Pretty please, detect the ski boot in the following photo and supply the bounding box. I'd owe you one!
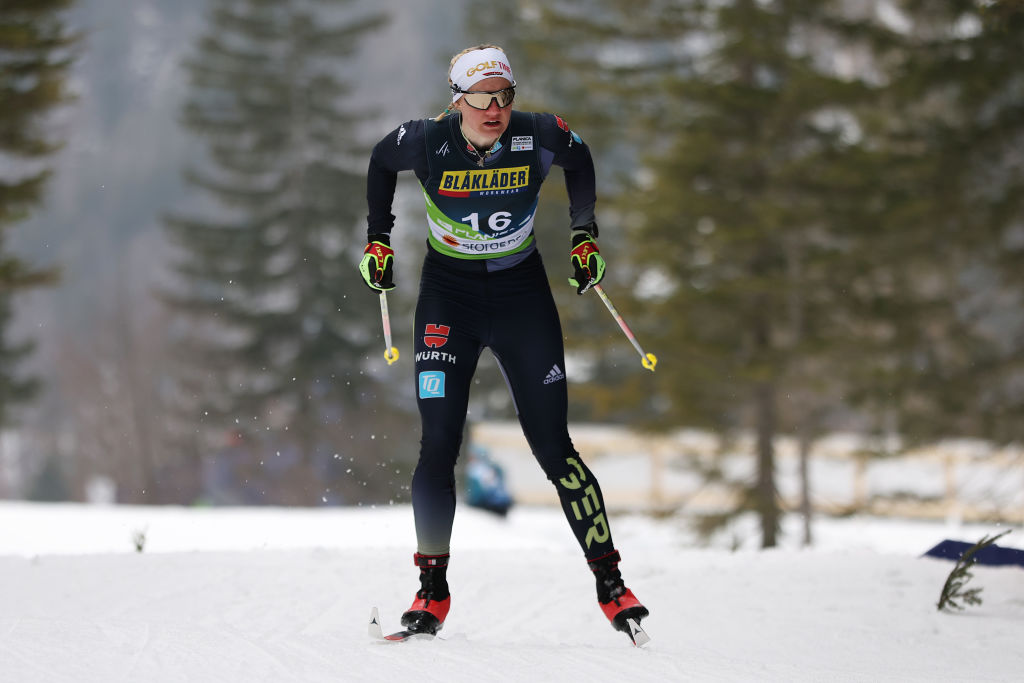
[588,550,649,634]
[400,552,451,636]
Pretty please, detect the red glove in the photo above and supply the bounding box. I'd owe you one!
[568,230,606,295]
[359,234,395,292]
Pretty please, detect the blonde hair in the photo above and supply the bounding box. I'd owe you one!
[434,44,507,122]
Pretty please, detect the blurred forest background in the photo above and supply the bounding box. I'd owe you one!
[2,0,1022,546]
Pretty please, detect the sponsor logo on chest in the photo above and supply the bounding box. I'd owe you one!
[510,135,533,151]
[439,165,530,198]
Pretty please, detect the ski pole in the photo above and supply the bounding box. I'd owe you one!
[593,284,657,372]
[379,291,399,365]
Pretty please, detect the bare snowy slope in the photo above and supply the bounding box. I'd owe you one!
[1,503,1022,682]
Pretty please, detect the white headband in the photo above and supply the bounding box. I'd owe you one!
[450,48,515,102]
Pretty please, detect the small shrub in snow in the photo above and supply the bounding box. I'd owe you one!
[937,530,1011,612]
[132,528,148,553]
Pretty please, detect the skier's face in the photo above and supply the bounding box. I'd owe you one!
[455,76,513,150]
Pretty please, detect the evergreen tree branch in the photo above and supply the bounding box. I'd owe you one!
[937,529,1012,612]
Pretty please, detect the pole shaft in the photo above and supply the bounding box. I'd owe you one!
[379,291,393,350]
[594,285,647,359]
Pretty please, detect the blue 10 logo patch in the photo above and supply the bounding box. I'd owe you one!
[419,371,446,399]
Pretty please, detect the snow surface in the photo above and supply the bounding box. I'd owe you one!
[2,502,1022,682]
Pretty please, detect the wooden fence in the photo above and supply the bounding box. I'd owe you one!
[469,421,1024,524]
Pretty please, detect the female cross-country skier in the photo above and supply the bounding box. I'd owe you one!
[360,44,648,640]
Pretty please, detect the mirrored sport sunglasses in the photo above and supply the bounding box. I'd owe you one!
[453,82,516,110]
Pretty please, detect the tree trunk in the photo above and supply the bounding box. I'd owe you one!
[755,381,779,547]
[798,429,813,547]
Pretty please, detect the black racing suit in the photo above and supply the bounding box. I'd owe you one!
[366,111,615,560]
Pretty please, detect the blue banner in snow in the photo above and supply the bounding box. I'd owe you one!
[923,539,1024,568]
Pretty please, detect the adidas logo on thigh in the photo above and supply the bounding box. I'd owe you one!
[543,364,565,384]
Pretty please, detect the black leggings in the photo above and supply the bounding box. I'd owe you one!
[411,247,615,561]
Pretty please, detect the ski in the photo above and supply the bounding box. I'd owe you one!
[369,606,646,646]
[624,617,651,647]
[368,607,437,643]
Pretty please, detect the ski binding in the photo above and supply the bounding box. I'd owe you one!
[624,617,650,647]
[368,607,437,642]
